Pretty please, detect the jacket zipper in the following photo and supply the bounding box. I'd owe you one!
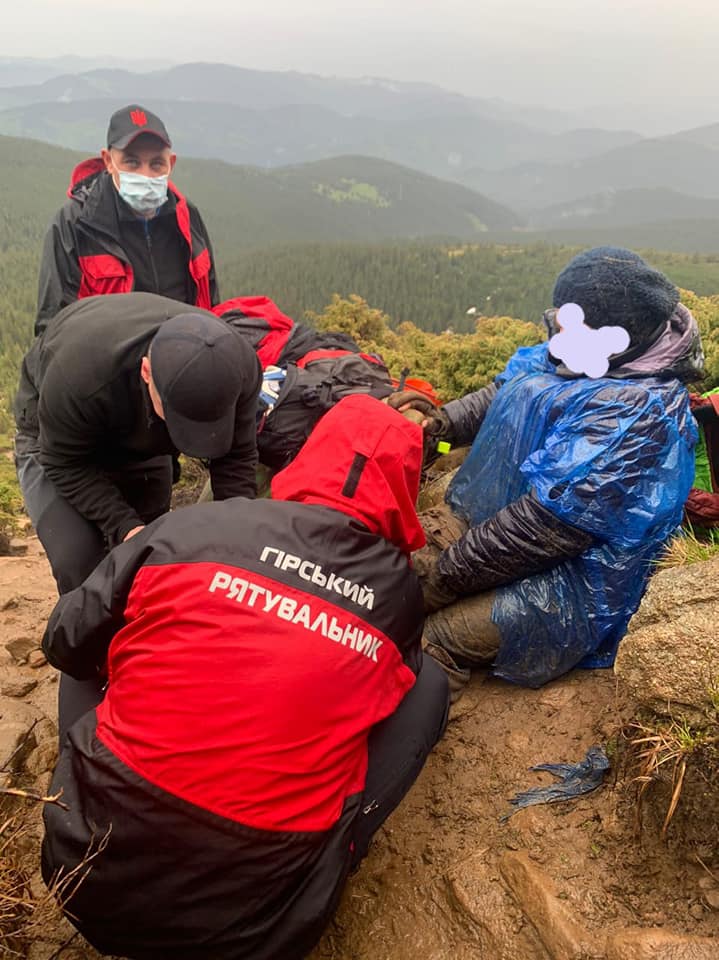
[144,221,161,294]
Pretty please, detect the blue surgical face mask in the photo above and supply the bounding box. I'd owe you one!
[117,171,169,216]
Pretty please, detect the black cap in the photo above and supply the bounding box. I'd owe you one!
[107,104,172,150]
[150,314,252,459]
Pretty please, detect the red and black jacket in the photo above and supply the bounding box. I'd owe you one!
[41,396,426,960]
[36,158,219,334]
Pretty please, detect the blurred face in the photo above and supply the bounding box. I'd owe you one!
[140,356,165,420]
[102,133,176,188]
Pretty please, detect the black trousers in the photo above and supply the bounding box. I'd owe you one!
[15,442,173,594]
[351,653,449,864]
[57,653,449,866]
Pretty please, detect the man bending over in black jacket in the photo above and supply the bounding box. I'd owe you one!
[15,293,262,594]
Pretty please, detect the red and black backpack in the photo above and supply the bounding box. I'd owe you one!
[214,297,395,470]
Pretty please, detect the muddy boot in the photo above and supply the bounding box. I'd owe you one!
[423,640,471,704]
[423,591,501,702]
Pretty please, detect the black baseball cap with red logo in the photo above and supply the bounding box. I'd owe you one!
[107,104,172,150]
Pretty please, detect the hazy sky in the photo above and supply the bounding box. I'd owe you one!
[5,0,719,129]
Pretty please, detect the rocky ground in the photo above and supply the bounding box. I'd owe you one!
[2,538,718,959]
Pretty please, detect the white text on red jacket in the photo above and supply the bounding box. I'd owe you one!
[208,571,383,662]
[258,547,375,611]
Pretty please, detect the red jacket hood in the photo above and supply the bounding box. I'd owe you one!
[68,156,105,197]
[271,395,426,555]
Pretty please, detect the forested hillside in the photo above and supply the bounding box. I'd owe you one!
[3,132,719,436]
[223,243,719,333]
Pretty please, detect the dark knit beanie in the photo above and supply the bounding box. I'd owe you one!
[552,247,679,356]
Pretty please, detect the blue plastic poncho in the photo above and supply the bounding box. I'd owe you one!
[446,343,697,687]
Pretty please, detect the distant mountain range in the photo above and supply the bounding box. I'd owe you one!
[462,134,719,212]
[529,188,719,230]
[0,62,642,179]
[0,135,519,256]
[0,59,717,247]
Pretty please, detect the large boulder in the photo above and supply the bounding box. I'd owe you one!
[614,556,719,723]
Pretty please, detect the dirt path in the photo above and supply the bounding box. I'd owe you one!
[2,541,718,959]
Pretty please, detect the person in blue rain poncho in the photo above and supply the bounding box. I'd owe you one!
[390,247,703,696]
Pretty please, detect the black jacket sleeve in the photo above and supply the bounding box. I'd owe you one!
[209,351,262,501]
[438,490,594,595]
[38,368,144,546]
[36,210,82,336]
[42,525,156,679]
[442,382,500,446]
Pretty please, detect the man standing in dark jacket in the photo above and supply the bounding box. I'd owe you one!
[40,395,449,960]
[36,103,219,334]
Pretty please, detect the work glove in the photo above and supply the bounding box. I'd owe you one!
[385,391,453,463]
[413,543,458,614]
[385,389,437,419]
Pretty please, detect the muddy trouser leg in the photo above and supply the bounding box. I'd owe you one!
[423,591,501,702]
[419,501,469,551]
[351,654,450,867]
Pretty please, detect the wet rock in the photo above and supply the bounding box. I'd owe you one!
[605,927,718,959]
[28,649,48,669]
[0,696,41,770]
[448,851,547,959]
[5,636,38,664]
[616,557,719,722]
[499,850,603,959]
[25,740,58,777]
[33,717,58,747]
[9,537,28,556]
[703,889,719,911]
[1,677,38,698]
[27,944,95,960]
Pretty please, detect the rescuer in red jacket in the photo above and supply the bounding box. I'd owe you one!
[40,394,449,960]
[36,103,219,334]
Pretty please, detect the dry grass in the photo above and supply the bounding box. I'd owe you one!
[0,813,34,957]
[0,794,110,959]
[627,716,719,839]
[657,527,719,569]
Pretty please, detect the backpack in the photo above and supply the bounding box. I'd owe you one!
[257,351,395,470]
[215,295,428,471]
